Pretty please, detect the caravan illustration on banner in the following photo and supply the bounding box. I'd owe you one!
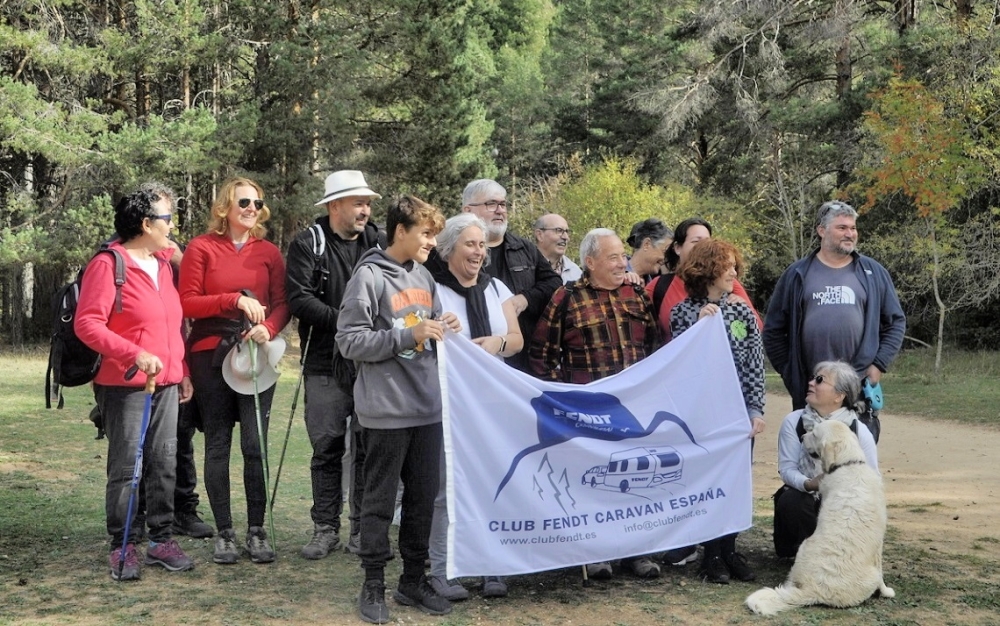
[583,446,684,493]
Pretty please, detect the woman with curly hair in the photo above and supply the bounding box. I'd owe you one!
[670,238,765,584]
[179,177,290,565]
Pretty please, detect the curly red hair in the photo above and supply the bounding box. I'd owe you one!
[676,239,743,300]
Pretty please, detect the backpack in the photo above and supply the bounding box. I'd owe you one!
[306,224,383,394]
[46,245,127,409]
[650,273,675,321]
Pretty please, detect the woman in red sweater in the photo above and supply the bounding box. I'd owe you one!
[646,217,762,342]
[75,188,195,581]
[179,177,290,565]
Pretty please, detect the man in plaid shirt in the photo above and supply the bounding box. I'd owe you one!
[528,228,662,581]
[529,228,660,384]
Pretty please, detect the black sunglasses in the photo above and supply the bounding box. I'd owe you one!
[811,374,826,385]
[238,198,265,210]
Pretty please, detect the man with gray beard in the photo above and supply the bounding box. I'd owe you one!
[461,179,561,374]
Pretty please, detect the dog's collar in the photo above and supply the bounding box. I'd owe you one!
[827,459,866,474]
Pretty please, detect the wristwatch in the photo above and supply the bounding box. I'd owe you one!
[497,336,507,355]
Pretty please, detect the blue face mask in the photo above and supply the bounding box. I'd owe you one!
[863,379,884,410]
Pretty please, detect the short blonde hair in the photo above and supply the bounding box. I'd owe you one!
[207,177,271,238]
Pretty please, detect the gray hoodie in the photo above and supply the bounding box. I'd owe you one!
[336,248,443,429]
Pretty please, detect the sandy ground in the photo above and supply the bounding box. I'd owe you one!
[754,393,1000,558]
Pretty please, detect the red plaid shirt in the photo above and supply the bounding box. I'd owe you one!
[529,276,661,383]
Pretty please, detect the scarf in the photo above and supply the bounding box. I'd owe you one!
[798,405,859,479]
[426,253,492,339]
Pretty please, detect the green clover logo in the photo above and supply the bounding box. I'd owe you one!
[731,320,748,340]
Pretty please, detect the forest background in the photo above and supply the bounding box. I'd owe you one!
[2,0,999,360]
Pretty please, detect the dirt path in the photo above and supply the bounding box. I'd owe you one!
[754,393,1000,559]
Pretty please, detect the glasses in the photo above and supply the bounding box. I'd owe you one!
[811,374,827,385]
[238,198,265,211]
[539,227,571,236]
[154,214,173,224]
[467,200,507,211]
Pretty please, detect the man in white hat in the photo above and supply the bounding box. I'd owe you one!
[285,170,385,560]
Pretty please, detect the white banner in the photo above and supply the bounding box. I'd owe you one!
[440,314,753,578]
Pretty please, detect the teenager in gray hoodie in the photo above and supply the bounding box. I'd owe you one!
[336,196,461,624]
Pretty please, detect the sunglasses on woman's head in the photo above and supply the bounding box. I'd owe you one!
[238,198,265,210]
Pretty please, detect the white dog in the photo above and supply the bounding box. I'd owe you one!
[746,420,895,615]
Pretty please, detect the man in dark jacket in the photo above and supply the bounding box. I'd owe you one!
[461,179,561,373]
[763,201,905,440]
[286,170,384,559]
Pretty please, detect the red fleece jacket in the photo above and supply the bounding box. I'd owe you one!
[74,242,187,387]
[178,232,290,352]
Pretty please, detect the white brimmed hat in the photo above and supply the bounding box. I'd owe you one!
[222,337,286,395]
[315,170,382,206]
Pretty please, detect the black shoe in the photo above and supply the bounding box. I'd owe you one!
[699,555,730,584]
[723,551,756,581]
[393,575,452,615]
[173,511,214,539]
[359,580,390,624]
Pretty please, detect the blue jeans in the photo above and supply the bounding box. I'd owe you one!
[189,350,273,531]
[97,383,178,547]
[304,375,364,531]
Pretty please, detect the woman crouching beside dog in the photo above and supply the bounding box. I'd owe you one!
[773,361,879,558]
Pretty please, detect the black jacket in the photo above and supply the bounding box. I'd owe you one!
[490,232,562,372]
[285,217,384,375]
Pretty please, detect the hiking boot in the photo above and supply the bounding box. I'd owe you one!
[245,526,276,563]
[173,511,214,539]
[664,545,699,566]
[145,539,195,572]
[213,529,239,565]
[722,551,756,582]
[301,523,341,560]
[358,579,390,624]
[481,575,508,598]
[623,556,661,579]
[699,555,730,584]
[109,544,141,581]
[393,575,452,615]
[345,531,361,555]
[585,561,613,580]
[428,574,469,601]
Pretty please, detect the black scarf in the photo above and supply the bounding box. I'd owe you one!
[426,252,492,339]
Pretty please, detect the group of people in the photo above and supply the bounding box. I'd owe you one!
[74,171,905,624]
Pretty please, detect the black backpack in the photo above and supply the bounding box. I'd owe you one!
[46,244,127,409]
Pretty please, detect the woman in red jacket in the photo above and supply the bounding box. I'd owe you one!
[75,188,195,581]
[179,177,290,565]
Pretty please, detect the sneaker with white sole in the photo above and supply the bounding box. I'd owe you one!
[664,545,699,566]
[145,539,194,571]
[428,574,469,601]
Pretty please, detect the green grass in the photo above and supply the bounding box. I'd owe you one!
[2,348,999,624]
[766,346,1000,427]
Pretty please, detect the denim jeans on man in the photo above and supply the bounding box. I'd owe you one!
[188,350,273,531]
[97,383,179,547]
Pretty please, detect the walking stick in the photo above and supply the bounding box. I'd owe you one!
[270,326,312,508]
[248,340,277,545]
[118,368,155,581]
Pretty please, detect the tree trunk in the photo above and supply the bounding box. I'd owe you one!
[834,1,852,189]
[928,217,946,376]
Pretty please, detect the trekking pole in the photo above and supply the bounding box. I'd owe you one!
[270,327,312,508]
[581,565,591,588]
[118,366,155,581]
[248,340,277,545]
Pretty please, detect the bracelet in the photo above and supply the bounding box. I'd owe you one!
[497,336,507,355]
